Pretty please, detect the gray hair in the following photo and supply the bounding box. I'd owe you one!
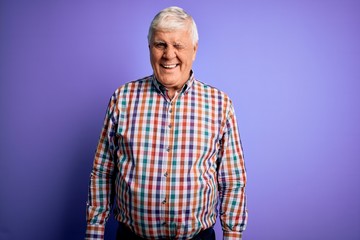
[147,6,199,45]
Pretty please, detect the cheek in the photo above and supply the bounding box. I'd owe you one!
[150,50,161,62]
[184,53,196,65]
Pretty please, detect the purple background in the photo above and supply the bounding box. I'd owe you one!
[1,1,359,239]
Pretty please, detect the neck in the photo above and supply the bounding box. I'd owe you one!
[167,89,178,100]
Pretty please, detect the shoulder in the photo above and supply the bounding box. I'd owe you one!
[112,75,153,98]
[193,79,232,103]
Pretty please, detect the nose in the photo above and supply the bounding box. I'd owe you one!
[162,46,176,59]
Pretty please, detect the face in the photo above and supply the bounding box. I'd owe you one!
[149,28,198,92]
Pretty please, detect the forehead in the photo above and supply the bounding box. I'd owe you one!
[152,29,192,43]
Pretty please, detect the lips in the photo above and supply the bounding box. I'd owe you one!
[161,64,179,69]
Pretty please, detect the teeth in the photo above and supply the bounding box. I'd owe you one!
[162,64,177,69]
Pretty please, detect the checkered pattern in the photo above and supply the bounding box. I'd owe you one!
[86,73,247,239]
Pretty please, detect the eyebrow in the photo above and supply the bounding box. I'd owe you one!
[153,40,166,44]
[153,40,184,45]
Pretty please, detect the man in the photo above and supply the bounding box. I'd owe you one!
[86,6,247,240]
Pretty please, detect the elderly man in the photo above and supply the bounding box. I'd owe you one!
[86,6,247,240]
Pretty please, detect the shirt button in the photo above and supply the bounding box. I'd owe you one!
[166,147,170,152]
[162,199,166,204]
[164,172,168,177]
[168,124,172,128]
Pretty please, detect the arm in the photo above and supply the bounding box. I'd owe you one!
[217,103,248,240]
[85,92,119,240]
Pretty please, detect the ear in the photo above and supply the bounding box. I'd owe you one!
[192,42,198,61]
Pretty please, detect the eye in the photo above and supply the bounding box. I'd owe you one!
[173,44,185,50]
[154,42,167,49]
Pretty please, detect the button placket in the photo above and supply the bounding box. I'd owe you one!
[165,100,174,154]
[161,100,172,225]
[161,95,178,228]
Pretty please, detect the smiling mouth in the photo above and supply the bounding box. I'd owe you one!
[161,64,179,69]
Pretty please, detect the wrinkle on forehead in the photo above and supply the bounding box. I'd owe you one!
[151,29,193,47]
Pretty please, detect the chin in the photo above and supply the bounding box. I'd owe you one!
[158,75,179,84]
[160,79,177,86]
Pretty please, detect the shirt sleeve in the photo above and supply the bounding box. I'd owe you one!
[86,91,119,240]
[217,102,248,240]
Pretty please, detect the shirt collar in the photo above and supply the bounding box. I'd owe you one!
[152,70,195,96]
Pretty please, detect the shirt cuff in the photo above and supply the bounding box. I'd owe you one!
[223,230,243,240]
[85,224,105,240]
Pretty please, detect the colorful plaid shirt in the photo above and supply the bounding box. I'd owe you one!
[86,73,247,240]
